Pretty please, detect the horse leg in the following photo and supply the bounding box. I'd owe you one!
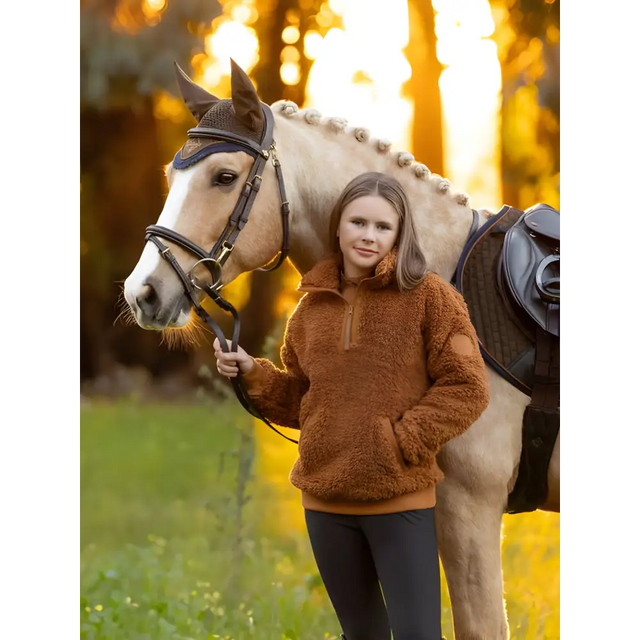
[435,480,509,640]
[433,369,530,638]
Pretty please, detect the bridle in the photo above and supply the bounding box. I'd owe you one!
[144,100,482,447]
[144,102,299,444]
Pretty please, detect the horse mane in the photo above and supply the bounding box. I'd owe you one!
[270,99,470,207]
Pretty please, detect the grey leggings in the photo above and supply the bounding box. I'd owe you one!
[304,508,442,640]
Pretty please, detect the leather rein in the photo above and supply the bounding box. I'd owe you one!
[144,102,299,444]
[144,101,481,446]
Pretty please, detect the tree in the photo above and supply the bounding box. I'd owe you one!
[494,0,560,210]
[237,0,339,364]
[80,0,222,380]
[81,0,223,108]
[406,0,444,176]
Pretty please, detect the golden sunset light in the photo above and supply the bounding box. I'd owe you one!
[190,0,502,216]
[82,1,561,635]
[434,0,502,210]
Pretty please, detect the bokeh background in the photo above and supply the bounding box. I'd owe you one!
[80,1,560,638]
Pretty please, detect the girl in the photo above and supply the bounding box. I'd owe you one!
[214,172,490,640]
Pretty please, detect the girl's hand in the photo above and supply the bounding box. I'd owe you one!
[213,338,255,378]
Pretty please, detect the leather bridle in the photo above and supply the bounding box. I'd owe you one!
[144,100,481,446]
[144,102,299,444]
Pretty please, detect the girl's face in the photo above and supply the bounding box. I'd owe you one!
[337,194,400,278]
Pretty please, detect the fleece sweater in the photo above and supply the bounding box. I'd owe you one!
[241,245,490,515]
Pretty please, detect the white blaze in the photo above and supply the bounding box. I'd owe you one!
[124,167,196,306]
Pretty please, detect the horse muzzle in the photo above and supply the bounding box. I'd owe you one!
[125,276,192,331]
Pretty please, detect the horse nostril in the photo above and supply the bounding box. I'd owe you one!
[136,281,160,318]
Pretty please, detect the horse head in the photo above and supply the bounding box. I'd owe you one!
[124,60,288,331]
[124,59,477,335]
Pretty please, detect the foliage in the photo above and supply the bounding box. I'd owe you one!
[493,0,559,116]
[81,400,559,639]
[81,0,223,108]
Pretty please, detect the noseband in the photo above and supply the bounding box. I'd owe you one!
[144,103,298,444]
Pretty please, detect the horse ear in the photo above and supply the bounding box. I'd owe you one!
[174,61,220,122]
[230,58,264,133]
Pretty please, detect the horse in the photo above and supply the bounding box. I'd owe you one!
[123,60,559,640]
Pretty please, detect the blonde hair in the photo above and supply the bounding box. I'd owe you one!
[328,172,429,291]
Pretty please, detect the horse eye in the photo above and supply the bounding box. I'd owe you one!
[213,172,237,186]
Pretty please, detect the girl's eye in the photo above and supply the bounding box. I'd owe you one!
[213,172,237,186]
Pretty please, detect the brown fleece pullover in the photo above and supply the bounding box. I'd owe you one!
[241,245,490,515]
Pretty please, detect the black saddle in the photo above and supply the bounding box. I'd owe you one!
[499,204,559,339]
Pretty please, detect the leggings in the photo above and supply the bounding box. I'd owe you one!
[304,508,442,640]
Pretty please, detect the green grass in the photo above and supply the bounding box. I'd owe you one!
[81,400,559,639]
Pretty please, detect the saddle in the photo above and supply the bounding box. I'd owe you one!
[455,204,560,514]
[499,204,559,340]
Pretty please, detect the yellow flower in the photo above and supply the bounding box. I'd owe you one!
[94,605,103,611]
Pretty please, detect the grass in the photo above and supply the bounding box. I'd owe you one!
[80,400,559,639]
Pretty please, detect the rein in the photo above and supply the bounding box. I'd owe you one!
[144,101,481,446]
[144,103,299,444]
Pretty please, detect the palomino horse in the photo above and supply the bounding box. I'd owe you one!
[124,60,559,639]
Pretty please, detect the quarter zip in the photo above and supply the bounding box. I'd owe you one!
[298,285,360,351]
[345,305,353,350]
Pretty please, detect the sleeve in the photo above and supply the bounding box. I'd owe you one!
[239,304,309,431]
[393,274,490,465]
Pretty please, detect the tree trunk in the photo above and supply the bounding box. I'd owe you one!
[252,0,288,105]
[80,97,190,379]
[406,0,444,176]
[238,0,311,362]
[237,269,284,359]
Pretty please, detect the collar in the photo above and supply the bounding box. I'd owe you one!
[298,245,399,292]
[340,270,369,286]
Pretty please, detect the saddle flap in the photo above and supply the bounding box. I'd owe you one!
[502,207,560,338]
[523,204,560,243]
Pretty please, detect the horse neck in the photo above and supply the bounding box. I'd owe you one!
[272,107,474,280]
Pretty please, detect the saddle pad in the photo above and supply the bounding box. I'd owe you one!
[456,206,534,396]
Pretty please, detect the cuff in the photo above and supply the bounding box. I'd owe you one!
[241,358,267,393]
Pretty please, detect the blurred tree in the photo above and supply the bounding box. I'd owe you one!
[515,0,560,119]
[233,0,298,364]
[238,0,339,365]
[251,0,288,104]
[80,0,222,380]
[253,0,340,106]
[406,0,444,176]
[81,0,223,107]
[493,0,560,210]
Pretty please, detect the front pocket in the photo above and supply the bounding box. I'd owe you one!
[291,410,420,501]
[379,416,406,468]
